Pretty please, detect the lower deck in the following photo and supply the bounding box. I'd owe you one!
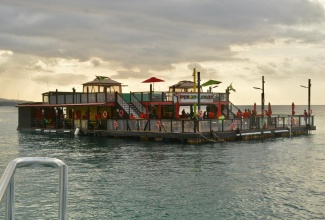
[18,112,316,143]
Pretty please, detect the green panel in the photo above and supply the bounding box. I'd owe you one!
[122,93,131,102]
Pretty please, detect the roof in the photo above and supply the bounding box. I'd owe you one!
[169,80,197,89]
[83,77,121,86]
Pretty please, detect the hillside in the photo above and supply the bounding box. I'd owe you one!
[0,98,31,106]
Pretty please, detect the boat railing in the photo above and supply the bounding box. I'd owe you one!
[0,157,68,220]
[212,93,228,102]
[130,93,146,114]
[105,115,314,133]
[46,92,116,104]
[29,115,314,133]
[44,91,230,105]
[130,92,229,102]
[132,92,173,102]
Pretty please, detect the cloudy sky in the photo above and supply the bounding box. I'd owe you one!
[1,0,325,105]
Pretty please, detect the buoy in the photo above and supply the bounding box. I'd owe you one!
[231,122,237,131]
[114,121,118,129]
[74,127,80,135]
[156,120,161,128]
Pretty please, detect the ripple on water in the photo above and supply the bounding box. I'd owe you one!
[1,106,325,219]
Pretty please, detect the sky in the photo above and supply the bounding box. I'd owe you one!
[1,0,325,105]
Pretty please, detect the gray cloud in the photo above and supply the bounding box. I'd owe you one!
[32,73,86,86]
[1,0,324,73]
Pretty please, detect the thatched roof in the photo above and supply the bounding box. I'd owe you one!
[168,80,203,92]
[169,80,197,89]
[83,77,121,86]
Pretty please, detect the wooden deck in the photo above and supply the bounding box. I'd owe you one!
[30,124,315,144]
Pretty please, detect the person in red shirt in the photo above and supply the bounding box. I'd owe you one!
[97,112,101,128]
[236,109,242,117]
[129,113,136,120]
[208,111,214,119]
[243,109,249,118]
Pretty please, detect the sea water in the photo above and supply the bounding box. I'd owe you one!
[0,106,325,219]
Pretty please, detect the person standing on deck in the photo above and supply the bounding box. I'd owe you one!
[237,109,242,118]
[243,109,249,118]
[243,109,249,129]
[304,110,308,125]
[97,112,101,128]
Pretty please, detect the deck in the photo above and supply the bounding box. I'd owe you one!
[27,115,315,143]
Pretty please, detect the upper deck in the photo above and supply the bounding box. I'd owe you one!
[41,91,229,106]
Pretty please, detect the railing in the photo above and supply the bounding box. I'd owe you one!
[212,93,228,102]
[46,92,116,104]
[130,93,146,114]
[30,115,314,133]
[44,91,230,105]
[0,157,68,220]
[106,115,314,133]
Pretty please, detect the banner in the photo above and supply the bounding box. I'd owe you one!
[176,93,213,104]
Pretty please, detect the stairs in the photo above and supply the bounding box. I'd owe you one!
[116,93,141,118]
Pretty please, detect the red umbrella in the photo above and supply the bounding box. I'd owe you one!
[253,102,257,115]
[267,102,272,116]
[142,77,164,90]
[292,102,295,115]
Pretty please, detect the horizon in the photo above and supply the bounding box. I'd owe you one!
[1,1,325,105]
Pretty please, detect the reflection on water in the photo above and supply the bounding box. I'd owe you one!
[1,106,325,219]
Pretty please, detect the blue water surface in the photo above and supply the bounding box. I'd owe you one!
[0,106,325,219]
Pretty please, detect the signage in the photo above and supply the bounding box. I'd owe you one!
[175,93,214,104]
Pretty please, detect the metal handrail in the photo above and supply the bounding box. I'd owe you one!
[0,157,68,220]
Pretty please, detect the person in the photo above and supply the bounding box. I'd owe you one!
[203,111,207,119]
[97,112,101,127]
[181,109,186,118]
[304,110,308,124]
[208,111,214,119]
[237,109,242,117]
[249,111,256,117]
[243,109,249,118]
[129,113,136,120]
[139,112,145,119]
[193,116,199,132]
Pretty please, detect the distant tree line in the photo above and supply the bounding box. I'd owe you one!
[0,99,30,106]
[0,101,18,106]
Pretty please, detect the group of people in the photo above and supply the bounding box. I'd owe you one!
[181,109,191,118]
[236,109,272,118]
[236,109,254,118]
[203,111,219,119]
[129,112,147,120]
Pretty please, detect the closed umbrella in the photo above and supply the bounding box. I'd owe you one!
[267,102,272,116]
[253,102,257,115]
[175,102,180,120]
[292,102,295,115]
[217,102,222,118]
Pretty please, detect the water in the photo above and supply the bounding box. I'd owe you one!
[1,105,325,219]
